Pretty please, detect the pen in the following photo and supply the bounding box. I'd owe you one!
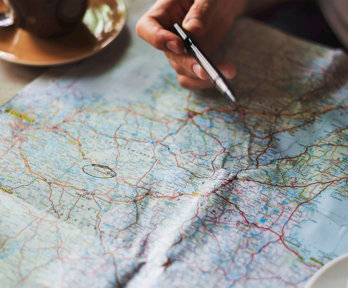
[173,23,236,104]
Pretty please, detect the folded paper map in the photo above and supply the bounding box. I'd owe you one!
[0,11,347,288]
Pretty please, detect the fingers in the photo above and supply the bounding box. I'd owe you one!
[176,64,236,90]
[166,51,236,78]
[166,51,199,79]
[166,51,236,89]
[136,16,184,54]
[190,62,236,81]
[183,0,247,54]
[136,0,240,91]
[177,74,213,90]
[182,0,213,36]
[136,0,192,54]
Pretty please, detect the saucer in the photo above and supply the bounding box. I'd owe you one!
[305,253,348,288]
[0,0,126,66]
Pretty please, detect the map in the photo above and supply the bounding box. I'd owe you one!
[1,13,348,288]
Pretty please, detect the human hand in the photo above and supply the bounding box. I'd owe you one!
[136,0,248,90]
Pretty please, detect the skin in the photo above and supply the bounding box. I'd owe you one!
[136,0,249,90]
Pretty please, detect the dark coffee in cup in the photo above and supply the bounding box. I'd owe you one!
[0,0,88,38]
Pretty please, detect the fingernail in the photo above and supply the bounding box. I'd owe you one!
[221,68,235,79]
[193,64,206,80]
[183,19,204,35]
[166,41,181,54]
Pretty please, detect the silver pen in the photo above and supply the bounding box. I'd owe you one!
[173,23,236,104]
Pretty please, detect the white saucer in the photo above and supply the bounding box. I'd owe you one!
[305,254,348,288]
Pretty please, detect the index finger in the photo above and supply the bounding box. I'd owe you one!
[136,0,192,54]
[136,14,185,54]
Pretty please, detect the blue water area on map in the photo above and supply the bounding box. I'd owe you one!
[258,108,348,164]
[290,183,348,260]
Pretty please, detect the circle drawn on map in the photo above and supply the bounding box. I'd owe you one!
[82,164,116,179]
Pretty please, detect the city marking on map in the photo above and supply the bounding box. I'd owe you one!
[82,164,117,179]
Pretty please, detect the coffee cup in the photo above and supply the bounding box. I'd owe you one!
[0,0,88,38]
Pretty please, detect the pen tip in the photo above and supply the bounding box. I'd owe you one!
[225,90,236,103]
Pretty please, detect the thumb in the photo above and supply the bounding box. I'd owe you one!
[182,0,213,36]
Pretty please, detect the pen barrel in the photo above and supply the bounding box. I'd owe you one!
[215,78,228,94]
[215,78,236,104]
[189,43,219,82]
[174,23,236,103]
[190,44,235,103]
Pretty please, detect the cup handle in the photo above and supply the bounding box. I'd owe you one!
[0,0,14,27]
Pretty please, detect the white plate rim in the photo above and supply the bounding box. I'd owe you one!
[305,253,348,288]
